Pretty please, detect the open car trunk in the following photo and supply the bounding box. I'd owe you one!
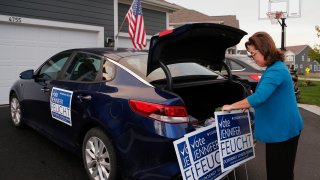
[152,80,247,124]
[147,23,249,124]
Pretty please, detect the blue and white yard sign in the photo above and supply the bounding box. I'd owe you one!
[50,87,73,126]
[173,138,195,180]
[214,110,255,172]
[174,125,230,180]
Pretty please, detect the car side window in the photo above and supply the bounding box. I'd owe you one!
[65,53,103,82]
[101,60,115,81]
[38,53,71,80]
[229,60,245,71]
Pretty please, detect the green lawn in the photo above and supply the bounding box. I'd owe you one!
[298,80,320,106]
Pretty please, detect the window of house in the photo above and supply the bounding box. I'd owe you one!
[307,57,311,62]
[309,64,313,70]
[301,55,304,61]
[295,64,298,69]
[286,55,293,62]
[314,65,318,71]
[300,64,303,69]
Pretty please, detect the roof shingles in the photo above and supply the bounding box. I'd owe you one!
[168,8,239,28]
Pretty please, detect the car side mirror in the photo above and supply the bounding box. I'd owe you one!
[20,70,34,79]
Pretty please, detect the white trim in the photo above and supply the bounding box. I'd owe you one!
[0,14,104,46]
[119,0,181,12]
[114,0,119,49]
[107,58,154,88]
[166,13,170,29]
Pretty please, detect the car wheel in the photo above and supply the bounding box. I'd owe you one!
[10,94,23,127]
[82,128,118,180]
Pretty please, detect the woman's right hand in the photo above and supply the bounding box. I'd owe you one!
[222,105,233,112]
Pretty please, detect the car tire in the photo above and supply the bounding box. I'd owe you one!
[10,94,24,128]
[82,128,118,180]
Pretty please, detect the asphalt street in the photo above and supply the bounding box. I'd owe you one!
[0,105,319,180]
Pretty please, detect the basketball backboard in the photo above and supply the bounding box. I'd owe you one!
[259,0,301,19]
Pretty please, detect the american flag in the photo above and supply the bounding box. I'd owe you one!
[125,0,147,50]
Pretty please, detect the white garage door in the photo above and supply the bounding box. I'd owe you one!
[0,15,104,104]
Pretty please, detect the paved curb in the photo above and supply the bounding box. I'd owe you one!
[298,104,320,116]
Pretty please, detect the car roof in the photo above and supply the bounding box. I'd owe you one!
[225,54,266,71]
[61,47,148,61]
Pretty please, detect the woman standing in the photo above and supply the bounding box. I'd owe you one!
[222,32,304,180]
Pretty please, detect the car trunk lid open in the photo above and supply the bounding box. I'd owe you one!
[147,23,247,75]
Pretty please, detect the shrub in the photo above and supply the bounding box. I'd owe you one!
[301,80,315,87]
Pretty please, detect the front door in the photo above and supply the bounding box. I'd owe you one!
[22,52,72,134]
[46,52,104,148]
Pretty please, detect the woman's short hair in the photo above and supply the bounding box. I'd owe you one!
[245,32,284,65]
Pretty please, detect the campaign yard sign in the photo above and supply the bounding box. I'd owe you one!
[174,125,230,180]
[50,87,73,126]
[214,110,255,172]
[173,138,194,180]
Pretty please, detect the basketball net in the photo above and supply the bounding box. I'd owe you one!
[266,11,284,25]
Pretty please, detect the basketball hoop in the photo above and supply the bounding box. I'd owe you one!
[266,11,284,25]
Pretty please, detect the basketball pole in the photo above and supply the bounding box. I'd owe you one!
[279,17,287,51]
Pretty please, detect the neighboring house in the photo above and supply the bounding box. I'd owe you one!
[286,45,320,74]
[168,8,241,54]
[0,0,180,104]
[239,45,320,74]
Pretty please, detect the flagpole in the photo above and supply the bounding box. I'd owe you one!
[116,0,135,40]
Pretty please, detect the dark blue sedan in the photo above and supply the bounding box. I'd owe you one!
[9,23,248,180]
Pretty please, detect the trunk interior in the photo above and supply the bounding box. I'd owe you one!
[170,80,247,124]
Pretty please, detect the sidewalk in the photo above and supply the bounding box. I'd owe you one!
[298,103,320,116]
[300,78,320,82]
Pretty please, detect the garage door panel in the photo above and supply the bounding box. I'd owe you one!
[0,21,102,104]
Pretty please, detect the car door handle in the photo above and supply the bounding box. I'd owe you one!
[77,95,92,101]
[40,87,50,92]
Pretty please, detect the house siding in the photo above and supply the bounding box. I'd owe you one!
[0,0,114,38]
[118,3,166,35]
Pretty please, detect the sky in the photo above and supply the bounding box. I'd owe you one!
[166,0,319,50]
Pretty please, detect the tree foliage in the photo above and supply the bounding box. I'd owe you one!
[308,25,320,64]
[316,25,320,38]
[308,48,320,63]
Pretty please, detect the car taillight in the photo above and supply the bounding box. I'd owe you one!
[248,74,262,81]
[129,99,189,124]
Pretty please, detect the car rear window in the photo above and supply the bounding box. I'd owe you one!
[120,55,225,81]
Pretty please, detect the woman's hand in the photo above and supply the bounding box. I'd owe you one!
[222,99,251,112]
[222,105,233,112]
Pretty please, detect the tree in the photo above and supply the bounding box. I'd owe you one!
[308,25,320,64]
[316,25,320,38]
[308,47,320,63]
